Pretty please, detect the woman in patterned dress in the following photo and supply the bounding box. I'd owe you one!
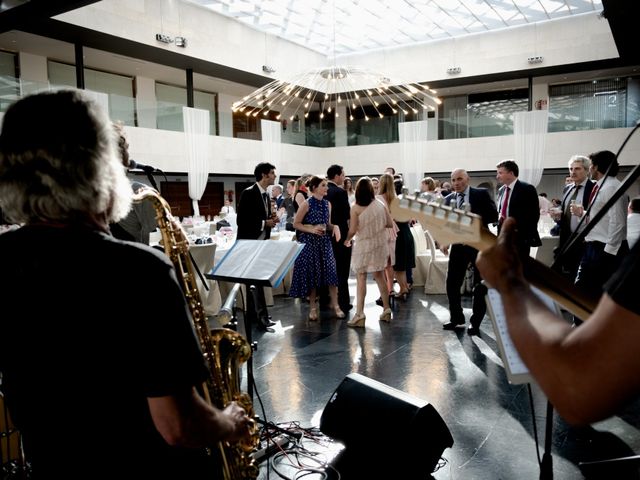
[344,177,394,327]
[289,176,345,321]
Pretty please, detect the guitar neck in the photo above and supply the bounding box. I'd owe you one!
[390,195,597,319]
[477,228,596,319]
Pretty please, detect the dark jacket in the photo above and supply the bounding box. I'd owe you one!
[237,183,270,240]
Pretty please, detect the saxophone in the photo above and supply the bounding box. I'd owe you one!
[136,190,259,480]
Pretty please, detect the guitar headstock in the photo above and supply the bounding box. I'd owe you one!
[390,191,484,248]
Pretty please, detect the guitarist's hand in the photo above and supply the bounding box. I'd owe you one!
[476,217,525,293]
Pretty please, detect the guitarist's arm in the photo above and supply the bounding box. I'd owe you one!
[477,218,640,426]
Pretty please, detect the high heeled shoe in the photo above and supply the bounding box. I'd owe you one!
[379,308,392,322]
[308,307,318,321]
[347,312,366,328]
[396,290,409,301]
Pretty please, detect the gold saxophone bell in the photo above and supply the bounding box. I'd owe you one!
[134,190,259,479]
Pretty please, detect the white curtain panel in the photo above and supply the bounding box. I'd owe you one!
[261,120,282,182]
[398,121,428,193]
[514,110,548,187]
[183,106,210,217]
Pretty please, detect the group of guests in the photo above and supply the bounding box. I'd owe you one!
[237,151,638,341]
[237,163,418,328]
[547,151,637,325]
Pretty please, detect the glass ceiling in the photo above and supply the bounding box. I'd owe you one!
[186,0,603,56]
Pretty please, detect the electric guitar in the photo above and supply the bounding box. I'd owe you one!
[390,193,597,320]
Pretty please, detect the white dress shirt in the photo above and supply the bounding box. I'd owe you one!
[584,177,627,255]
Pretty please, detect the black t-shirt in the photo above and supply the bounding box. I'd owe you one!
[605,239,640,315]
[0,225,210,478]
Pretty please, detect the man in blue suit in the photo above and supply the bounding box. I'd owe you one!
[441,168,497,335]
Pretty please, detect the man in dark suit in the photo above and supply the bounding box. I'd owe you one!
[550,155,595,280]
[496,160,541,258]
[237,162,277,330]
[321,164,352,312]
[441,168,497,335]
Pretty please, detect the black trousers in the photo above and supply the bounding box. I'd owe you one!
[445,244,487,327]
[320,237,352,309]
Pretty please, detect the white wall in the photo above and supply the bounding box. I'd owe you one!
[124,124,640,181]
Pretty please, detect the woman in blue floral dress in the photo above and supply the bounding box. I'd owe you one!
[289,176,345,321]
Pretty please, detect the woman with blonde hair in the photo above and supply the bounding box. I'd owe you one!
[344,177,394,326]
[376,173,398,298]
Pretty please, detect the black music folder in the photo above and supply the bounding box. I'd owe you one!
[207,239,303,287]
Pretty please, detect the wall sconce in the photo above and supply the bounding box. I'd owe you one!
[175,36,187,48]
[446,67,461,74]
[528,56,543,64]
[262,65,276,74]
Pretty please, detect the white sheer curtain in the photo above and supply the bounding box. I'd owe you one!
[514,110,548,187]
[398,121,428,193]
[261,120,282,181]
[183,106,210,217]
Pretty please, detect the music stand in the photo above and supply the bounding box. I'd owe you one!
[486,286,560,479]
[206,239,303,400]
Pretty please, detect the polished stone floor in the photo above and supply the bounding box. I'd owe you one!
[225,277,640,480]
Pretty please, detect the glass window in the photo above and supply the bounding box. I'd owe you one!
[156,83,187,132]
[156,83,218,134]
[548,77,639,131]
[347,104,398,146]
[0,50,18,112]
[48,61,135,126]
[439,89,529,139]
[305,110,335,147]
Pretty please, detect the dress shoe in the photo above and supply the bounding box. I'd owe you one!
[375,297,383,306]
[467,325,480,336]
[340,303,353,312]
[442,320,465,331]
[308,308,318,321]
[332,306,346,319]
[379,308,392,322]
[256,319,276,332]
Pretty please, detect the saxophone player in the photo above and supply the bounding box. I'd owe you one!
[0,90,252,478]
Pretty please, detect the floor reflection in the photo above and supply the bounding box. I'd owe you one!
[228,277,640,479]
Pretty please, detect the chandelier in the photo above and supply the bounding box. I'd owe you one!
[231,65,441,123]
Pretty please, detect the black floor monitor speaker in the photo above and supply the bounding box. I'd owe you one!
[320,373,453,476]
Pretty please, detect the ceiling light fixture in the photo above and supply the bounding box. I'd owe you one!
[232,66,440,121]
[231,0,440,122]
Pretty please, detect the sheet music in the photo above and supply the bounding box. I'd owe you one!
[209,239,303,287]
[486,286,560,385]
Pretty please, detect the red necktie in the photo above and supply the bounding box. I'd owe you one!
[587,184,599,206]
[499,186,510,223]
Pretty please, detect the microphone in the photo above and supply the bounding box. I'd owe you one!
[129,159,160,174]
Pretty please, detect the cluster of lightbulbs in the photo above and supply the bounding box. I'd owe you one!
[231,66,441,122]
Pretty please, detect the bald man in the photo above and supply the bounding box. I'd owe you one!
[441,168,497,335]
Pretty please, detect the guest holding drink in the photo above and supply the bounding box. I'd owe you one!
[289,176,345,321]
